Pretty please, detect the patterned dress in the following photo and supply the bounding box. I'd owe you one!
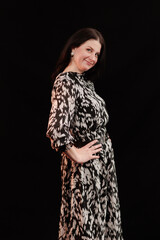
[46,72,123,240]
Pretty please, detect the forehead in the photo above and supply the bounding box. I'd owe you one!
[81,39,101,52]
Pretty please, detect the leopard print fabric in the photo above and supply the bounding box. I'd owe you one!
[46,72,123,240]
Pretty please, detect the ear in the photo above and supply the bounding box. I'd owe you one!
[71,47,76,53]
[71,47,76,57]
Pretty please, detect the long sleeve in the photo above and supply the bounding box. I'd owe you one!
[46,75,76,152]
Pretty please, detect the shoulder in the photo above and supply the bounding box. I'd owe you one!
[52,73,83,98]
[54,72,79,86]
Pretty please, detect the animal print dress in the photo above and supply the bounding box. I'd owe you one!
[46,72,123,240]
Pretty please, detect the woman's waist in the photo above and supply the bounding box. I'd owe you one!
[73,131,110,148]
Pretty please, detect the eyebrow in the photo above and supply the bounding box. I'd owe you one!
[87,46,100,55]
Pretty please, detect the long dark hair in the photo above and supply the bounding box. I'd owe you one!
[51,28,106,82]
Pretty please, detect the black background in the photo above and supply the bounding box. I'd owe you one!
[1,1,160,239]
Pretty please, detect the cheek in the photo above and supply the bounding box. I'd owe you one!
[75,54,85,65]
[75,49,88,62]
[95,58,98,64]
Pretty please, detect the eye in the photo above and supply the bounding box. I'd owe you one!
[86,48,92,52]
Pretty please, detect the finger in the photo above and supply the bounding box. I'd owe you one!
[85,140,98,148]
[92,148,102,154]
[91,154,100,159]
[91,144,102,150]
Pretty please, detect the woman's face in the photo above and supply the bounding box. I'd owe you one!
[71,39,101,73]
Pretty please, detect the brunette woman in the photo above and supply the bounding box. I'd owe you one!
[46,28,124,240]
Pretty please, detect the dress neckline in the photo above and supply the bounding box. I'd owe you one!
[62,71,85,78]
[57,71,95,91]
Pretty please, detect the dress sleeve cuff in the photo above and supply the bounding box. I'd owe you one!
[48,135,75,153]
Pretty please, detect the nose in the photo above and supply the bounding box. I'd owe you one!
[89,54,97,64]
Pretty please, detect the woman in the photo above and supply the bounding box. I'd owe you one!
[46,28,123,240]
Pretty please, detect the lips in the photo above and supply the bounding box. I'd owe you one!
[85,59,94,66]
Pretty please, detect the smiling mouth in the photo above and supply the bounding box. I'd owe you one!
[85,60,94,66]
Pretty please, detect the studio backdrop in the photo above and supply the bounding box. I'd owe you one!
[1,2,160,240]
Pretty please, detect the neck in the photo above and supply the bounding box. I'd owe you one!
[63,62,83,74]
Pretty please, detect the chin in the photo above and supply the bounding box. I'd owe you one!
[78,63,94,73]
[81,66,93,72]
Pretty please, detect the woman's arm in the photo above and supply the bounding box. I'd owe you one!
[46,76,76,151]
[65,140,102,164]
